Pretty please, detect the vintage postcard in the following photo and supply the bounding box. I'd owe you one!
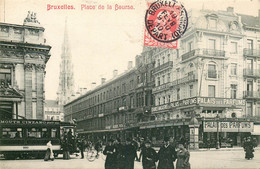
[0,0,259,168]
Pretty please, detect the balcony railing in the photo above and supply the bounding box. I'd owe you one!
[243,91,260,99]
[182,49,225,61]
[243,69,260,77]
[243,48,260,57]
[152,74,198,93]
[153,61,173,74]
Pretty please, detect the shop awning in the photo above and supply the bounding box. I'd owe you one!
[78,128,123,134]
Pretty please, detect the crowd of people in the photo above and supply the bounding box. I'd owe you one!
[44,134,258,169]
[99,136,190,169]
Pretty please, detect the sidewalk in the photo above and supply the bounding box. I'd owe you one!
[153,146,260,152]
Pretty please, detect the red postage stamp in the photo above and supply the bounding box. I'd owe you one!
[144,0,188,48]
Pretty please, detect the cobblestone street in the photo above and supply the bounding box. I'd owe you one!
[0,148,259,169]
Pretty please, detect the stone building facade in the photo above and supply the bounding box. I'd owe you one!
[150,7,260,147]
[44,100,63,121]
[64,7,260,146]
[0,12,51,120]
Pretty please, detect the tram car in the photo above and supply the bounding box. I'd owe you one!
[0,119,78,159]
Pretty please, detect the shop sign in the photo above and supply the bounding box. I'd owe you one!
[152,97,246,112]
[203,121,254,132]
[0,120,60,125]
[152,82,171,93]
[197,97,246,106]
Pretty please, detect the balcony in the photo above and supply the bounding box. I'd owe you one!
[243,69,260,78]
[182,49,225,61]
[153,61,173,74]
[243,48,260,57]
[171,74,198,86]
[153,74,198,93]
[243,91,260,99]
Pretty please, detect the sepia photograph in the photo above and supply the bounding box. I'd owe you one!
[0,0,260,168]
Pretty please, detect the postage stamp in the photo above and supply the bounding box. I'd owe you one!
[144,0,188,48]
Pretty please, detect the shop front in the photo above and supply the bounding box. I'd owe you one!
[202,120,254,147]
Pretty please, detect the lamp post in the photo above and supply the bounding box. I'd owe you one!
[216,113,220,149]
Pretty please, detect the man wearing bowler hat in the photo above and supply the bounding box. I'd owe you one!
[158,137,177,169]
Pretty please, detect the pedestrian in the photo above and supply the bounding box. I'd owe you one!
[142,139,158,169]
[124,138,137,169]
[44,141,54,161]
[158,137,177,169]
[63,139,70,160]
[132,137,139,161]
[94,140,102,157]
[79,138,85,159]
[114,138,125,169]
[103,139,117,169]
[176,142,190,169]
[243,136,255,160]
[138,137,145,162]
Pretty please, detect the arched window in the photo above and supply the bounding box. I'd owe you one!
[208,62,217,78]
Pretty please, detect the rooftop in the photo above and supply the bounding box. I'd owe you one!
[44,100,59,108]
[237,13,260,28]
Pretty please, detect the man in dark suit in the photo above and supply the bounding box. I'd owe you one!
[114,138,125,169]
[142,139,158,169]
[124,138,137,169]
[103,139,117,169]
[158,137,177,169]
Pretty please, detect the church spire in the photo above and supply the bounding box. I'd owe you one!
[57,18,74,110]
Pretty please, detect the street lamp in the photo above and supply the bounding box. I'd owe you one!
[216,113,220,149]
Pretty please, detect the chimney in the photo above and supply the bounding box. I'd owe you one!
[101,78,106,84]
[113,70,118,77]
[91,82,96,89]
[127,61,133,70]
[227,7,234,13]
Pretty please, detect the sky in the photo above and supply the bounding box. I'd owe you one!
[0,0,259,100]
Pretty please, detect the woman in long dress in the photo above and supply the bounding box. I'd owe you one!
[44,141,54,161]
[176,143,190,169]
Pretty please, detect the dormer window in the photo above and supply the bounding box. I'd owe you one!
[209,19,217,28]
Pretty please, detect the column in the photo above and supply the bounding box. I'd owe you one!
[189,117,200,150]
[24,63,33,119]
[35,64,45,119]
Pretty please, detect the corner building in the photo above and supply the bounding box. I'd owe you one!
[148,7,260,147]
[0,14,51,120]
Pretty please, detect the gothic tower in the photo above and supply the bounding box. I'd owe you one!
[57,19,74,114]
